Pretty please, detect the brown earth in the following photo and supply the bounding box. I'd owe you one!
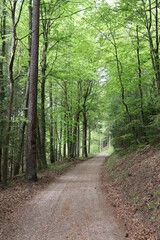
[0,155,125,240]
[0,160,79,230]
[1,150,159,240]
[100,146,160,240]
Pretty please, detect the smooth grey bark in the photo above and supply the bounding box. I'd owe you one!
[26,0,40,181]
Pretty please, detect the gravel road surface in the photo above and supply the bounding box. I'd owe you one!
[0,155,124,240]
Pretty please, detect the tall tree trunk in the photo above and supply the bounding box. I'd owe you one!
[26,0,40,181]
[0,0,6,181]
[14,0,32,176]
[14,82,29,175]
[3,1,17,184]
[82,123,85,157]
[155,0,160,93]
[83,110,88,158]
[72,112,80,158]
[67,116,70,157]
[136,26,145,125]
[142,0,159,91]
[76,122,80,158]
[59,114,62,161]
[112,31,140,144]
[49,83,55,163]
[63,112,67,159]
[40,42,48,168]
[88,126,91,155]
[54,121,58,161]
[37,120,43,170]
[3,82,14,184]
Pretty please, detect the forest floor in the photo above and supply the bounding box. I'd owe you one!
[0,159,83,231]
[0,155,124,240]
[100,145,160,240]
[0,150,159,239]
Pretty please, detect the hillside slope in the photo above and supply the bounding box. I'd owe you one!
[101,146,160,240]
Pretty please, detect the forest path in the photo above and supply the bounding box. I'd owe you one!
[1,155,125,240]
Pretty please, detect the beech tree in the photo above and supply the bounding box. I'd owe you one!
[2,0,24,184]
[2,0,160,182]
[26,0,40,181]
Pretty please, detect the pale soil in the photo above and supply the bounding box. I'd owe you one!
[0,155,125,240]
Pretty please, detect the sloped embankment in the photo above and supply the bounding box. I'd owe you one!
[100,146,160,240]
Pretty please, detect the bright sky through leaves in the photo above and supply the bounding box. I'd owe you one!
[106,0,114,5]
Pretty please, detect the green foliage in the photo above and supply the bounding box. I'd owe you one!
[102,146,114,154]
[2,0,160,181]
[47,162,71,173]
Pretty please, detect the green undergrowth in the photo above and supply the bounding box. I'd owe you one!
[47,156,93,174]
[47,162,72,173]
[102,146,114,155]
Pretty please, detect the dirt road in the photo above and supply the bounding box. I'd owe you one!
[0,155,124,240]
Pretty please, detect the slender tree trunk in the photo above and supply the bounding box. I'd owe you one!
[76,123,80,157]
[40,41,48,168]
[64,83,71,158]
[14,0,32,176]
[26,0,40,181]
[21,144,24,173]
[53,98,58,161]
[0,0,6,181]
[59,114,62,161]
[14,82,29,175]
[155,0,160,93]
[83,110,88,158]
[82,123,85,157]
[136,26,145,125]
[3,2,17,184]
[3,82,14,184]
[88,126,91,155]
[63,112,67,159]
[72,112,80,157]
[112,32,140,144]
[49,83,55,163]
[54,121,58,161]
[142,0,158,91]
[37,121,43,170]
[67,118,70,157]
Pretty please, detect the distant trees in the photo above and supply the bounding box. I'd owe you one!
[91,0,160,151]
[0,0,98,184]
[2,0,160,184]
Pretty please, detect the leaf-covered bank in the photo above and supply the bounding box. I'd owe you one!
[101,146,160,239]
